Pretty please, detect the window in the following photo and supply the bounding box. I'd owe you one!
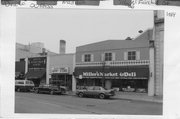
[17,81,24,84]
[105,53,112,61]
[128,51,136,60]
[94,87,100,90]
[84,54,91,62]
[87,87,94,90]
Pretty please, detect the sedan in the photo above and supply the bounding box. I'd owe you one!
[76,86,115,99]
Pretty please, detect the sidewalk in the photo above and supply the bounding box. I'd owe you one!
[114,92,163,103]
[67,91,163,103]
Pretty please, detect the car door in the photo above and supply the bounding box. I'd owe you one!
[93,86,101,96]
[44,85,51,93]
[85,86,94,96]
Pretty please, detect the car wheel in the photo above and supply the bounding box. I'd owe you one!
[35,89,39,94]
[99,93,105,99]
[78,92,83,98]
[50,91,54,95]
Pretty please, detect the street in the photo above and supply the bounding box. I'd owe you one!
[15,92,162,115]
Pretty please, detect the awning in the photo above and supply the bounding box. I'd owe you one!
[25,69,46,79]
[74,66,149,80]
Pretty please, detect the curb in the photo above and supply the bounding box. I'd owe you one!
[67,92,162,103]
[115,97,163,103]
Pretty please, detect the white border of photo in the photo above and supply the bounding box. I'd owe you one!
[1,3,180,119]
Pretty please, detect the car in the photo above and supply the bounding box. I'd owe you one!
[76,86,115,99]
[15,80,34,92]
[34,84,67,95]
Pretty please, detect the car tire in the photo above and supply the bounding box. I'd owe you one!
[99,93,105,99]
[78,92,83,98]
[50,90,54,95]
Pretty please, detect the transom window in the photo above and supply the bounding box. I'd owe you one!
[84,54,91,62]
[105,53,112,61]
[128,51,136,60]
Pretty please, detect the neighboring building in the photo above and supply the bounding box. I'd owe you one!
[154,10,164,96]
[17,40,76,91]
[16,42,57,61]
[15,60,25,79]
[15,42,57,80]
[74,29,154,95]
[25,57,47,87]
[23,54,75,90]
[16,43,41,61]
[47,53,76,91]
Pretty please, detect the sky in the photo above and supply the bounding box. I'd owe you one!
[16,9,154,54]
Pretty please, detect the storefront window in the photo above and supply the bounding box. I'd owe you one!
[84,54,91,62]
[128,51,136,60]
[105,53,112,61]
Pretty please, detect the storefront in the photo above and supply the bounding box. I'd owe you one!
[75,65,149,93]
[25,57,47,87]
[47,54,76,91]
[15,60,25,79]
[50,67,72,90]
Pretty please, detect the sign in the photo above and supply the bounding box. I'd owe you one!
[75,66,149,79]
[28,57,46,69]
[51,67,69,74]
[82,72,136,77]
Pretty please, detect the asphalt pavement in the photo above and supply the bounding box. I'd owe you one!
[15,92,162,115]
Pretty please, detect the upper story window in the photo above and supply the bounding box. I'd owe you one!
[105,52,112,61]
[101,52,115,61]
[128,51,136,60]
[84,54,91,62]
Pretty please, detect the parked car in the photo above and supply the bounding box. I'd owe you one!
[15,80,34,92]
[76,86,115,99]
[34,84,67,95]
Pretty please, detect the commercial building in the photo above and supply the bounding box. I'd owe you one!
[74,29,154,95]
[47,53,75,91]
[16,40,76,91]
[74,11,164,97]
[25,56,47,87]
[15,42,57,78]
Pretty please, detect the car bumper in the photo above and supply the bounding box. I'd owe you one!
[105,93,115,96]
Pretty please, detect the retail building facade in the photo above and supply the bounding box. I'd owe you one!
[23,54,75,91]
[46,54,76,91]
[74,29,157,96]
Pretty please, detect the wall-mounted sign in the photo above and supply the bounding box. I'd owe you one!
[28,57,46,69]
[51,67,69,74]
[75,66,149,80]
[82,72,136,77]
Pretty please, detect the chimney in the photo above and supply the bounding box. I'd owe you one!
[59,40,66,54]
[125,37,133,40]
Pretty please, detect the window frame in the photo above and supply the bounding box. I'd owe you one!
[104,52,113,61]
[127,50,137,60]
[84,54,91,62]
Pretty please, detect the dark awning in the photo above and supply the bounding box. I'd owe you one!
[15,72,21,77]
[25,69,46,79]
[75,66,149,80]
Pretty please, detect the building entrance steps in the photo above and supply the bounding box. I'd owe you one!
[67,91,163,103]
